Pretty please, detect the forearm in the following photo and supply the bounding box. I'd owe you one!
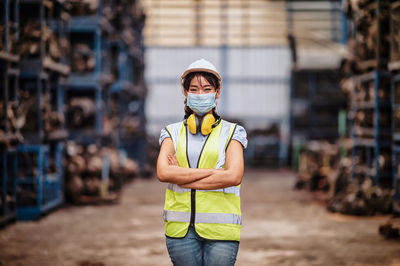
[157,138,214,185]
[181,168,241,190]
[157,164,214,185]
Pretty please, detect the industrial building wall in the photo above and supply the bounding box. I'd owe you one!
[145,46,292,137]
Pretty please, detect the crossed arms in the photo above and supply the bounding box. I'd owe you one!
[156,137,244,190]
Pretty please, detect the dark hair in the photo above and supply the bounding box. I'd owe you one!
[182,72,221,119]
[182,71,220,91]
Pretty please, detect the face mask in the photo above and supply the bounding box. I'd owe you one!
[187,92,216,116]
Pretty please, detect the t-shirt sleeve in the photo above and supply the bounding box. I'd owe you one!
[232,125,248,149]
[159,127,171,146]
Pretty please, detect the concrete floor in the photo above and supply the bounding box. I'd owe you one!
[0,169,399,266]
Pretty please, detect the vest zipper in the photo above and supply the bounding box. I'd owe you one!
[190,189,195,226]
[185,126,195,226]
[186,124,210,227]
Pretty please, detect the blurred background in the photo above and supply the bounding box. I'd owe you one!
[1,0,400,265]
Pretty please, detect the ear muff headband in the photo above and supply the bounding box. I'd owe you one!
[186,114,220,136]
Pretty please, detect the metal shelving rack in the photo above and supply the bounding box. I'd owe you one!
[19,0,70,142]
[1,0,20,143]
[15,0,69,220]
[350,0,391,72]
[350,71,392,187]
[391,73,400,211]
[19,0,70,76]
[290,69,347,140]
[108,37,146,168]
[64,9,114,144]
[0,0,20,225]
[289,69,347,168]
[340,0,398,216]
[0,149,17,225]
[62,1,118,204]
[389,0,400,212]
[15,144,64,220]
[0,0,19,62]
[388,1,400,72]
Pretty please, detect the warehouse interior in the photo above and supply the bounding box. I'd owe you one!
[1,0,400,265]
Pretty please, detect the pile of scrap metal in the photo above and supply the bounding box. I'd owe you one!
[19,90,64,137]
[327,169,394,215]
[245,123,281,167]
[20,23,64,61]
[71,43,95,74]
[68,0,99,16]
[0,99,23,146]
[142,134,161,178]
[344,75,392,138]
[295,140,348,191]
[65,141,139,204]
[342,0,391,71]
[295,140,394,215]
[107,91,146,136]
[66,97,95,130]
[0,90,64,145]
[0,24,17,54]
[379,217,400,239]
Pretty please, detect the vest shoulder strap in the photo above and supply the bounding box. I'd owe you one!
[222,120,237,151]
[165,122,184,152]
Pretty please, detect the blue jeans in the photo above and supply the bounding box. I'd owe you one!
[165,226,239,266]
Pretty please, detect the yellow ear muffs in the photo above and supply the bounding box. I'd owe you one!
[187,114,199,135]
[187,113,218,135]
[200,113,216,135]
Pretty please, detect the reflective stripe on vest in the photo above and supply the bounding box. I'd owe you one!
[168,183,240,198]
[164,120,242,241]
[163,210,242,225]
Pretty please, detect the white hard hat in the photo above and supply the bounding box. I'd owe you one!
[180,58,222,89]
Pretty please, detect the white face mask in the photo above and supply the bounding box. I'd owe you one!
[187,92,216,116]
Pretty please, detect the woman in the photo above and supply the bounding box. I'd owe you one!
[157,58,247,266]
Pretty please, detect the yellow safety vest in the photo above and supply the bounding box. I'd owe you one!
[163,120,242,241]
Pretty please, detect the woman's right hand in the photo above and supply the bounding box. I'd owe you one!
[168,154,179,166]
